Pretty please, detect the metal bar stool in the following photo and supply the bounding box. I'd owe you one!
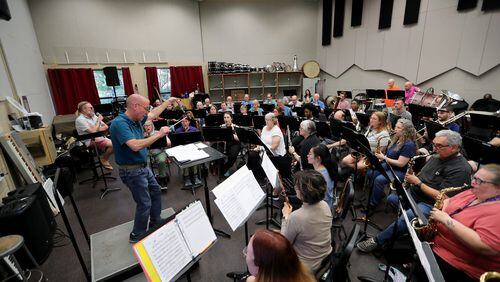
[0,234,45,281]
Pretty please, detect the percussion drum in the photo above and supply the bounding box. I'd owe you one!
[302,60,320,78]
[411,91,450,108]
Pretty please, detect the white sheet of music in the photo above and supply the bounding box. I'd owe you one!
[142,220,192,282]
[401,204,435,282]
[213,166,266,231]
[165,144,209,162]
[261,152,278,189]
[176,201,217,257]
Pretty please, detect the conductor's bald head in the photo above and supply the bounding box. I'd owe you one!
[126,94,150,121]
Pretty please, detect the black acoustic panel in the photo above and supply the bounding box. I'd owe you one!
[0,0,11,21]
[457,0,478,11]
[404,0,421,25]
[333,0,346,37]
[379,0,394,30]
[351,0,363,27]
[322,0,333,45]
[482,0,500,11]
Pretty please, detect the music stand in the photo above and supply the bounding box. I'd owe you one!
[462,135,500,165]
[93,104,114,117]
[408,104,436,126]
[292,106,305,117]
[192,109,207,119]
[191,93,209,108]
[152,119,169,130]
[252,115,265,130]
[386,90,405,100]
[233,102,242,114]
[356,112,370,128]
[202,127,233,143]
[366,89,386,99]
[169,131,204,146]
[315,121,333,139]
[424,121,446,141]
[205,114,224,127]
[160,110,183,120]
[337,91,353,98]
[278,116,300,132]
[261,104,275,113]
[233,114,253,127]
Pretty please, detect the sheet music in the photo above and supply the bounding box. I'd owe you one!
[194,142,208,149]
[401,204,435,282]
[142,221,192,282]
[213,166,266,231]
[165,144,209,162]
[176,201,217,257]
[261,153,278,189]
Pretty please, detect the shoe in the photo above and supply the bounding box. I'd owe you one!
[194,177,202,186]
[357,237,379,253]
[184,177,193,187]
[129,232,145,244]
[149,218,168,230]
[223,171,230,177]
[160,185,168,191]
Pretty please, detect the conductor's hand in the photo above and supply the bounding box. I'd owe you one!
[288,146,296,155]
[282,202,292,219]
[405,173,420,186]
[158,126,170,137]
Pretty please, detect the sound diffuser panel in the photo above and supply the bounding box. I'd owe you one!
[322,0,333,46]
[333,0,345,37]
[482,0,500,11]
[404,0,421,25]
[351,0,363,27]
[457,0,478,11]
[379,0,394,30]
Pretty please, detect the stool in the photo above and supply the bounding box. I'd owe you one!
[0,235,45,281]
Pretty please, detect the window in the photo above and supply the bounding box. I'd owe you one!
[93,69,126,104]
[157,68,171,99]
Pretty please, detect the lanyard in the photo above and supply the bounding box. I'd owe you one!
[449,195,500,217]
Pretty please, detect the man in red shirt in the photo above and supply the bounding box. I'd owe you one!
[431,164,500,281]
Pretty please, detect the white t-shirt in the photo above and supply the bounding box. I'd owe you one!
[75,114,105,146]
[366,129,390,152]
[260,125,286,156]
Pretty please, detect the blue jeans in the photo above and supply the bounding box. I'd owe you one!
[368,164,406,207]
[119,167,162,236]
[374,201,433,245]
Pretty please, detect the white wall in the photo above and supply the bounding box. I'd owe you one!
[0,0,55,124]
[317,0,500,103]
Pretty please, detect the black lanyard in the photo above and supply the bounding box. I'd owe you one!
[449,195,500,217]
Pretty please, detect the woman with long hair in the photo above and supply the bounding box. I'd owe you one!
[369,118,416,208]
[281,170,333,273]
[220,112,241,177]
[307,144,337,209]
[341,111,390,171]
[246,229,315,282]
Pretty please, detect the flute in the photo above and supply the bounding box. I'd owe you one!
[278,174,290,205]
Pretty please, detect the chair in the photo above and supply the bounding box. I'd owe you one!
[332,177,355,240]
[315,224,360,282]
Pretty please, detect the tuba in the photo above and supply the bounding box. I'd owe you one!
[480,272,500,282]
[411,184,470,241]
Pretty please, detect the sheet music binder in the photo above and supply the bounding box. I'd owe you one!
[133,201,217,282]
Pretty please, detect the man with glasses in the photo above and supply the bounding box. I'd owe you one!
[109,94,177,243]
[358,130,472,252]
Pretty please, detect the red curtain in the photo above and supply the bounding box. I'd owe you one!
[122,67,134,96]
[170,66,205,98]
[47,68,100,115]
[144,67,159,102]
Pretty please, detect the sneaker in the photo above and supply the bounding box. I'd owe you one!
[129,232,144,244]
[184,177,193,187]
[194,177,202,186]
[357,237,379,253]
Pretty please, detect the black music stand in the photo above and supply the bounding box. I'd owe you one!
[408,104,436,127]
[152,119,169,130]
[366,89,386,99]
[205,114,224,127]
[315,121,333,139]
[169,131,204,146]
[292,106,305,117]
[233,114,253,127]
[463,135,500,165]
[191,93,209,108]
[160,109,184,120]
[169,144,230,239]
[75,131,119,199]
[203,127,234,180]
[356,112,370,128]
[468,113,499,141]
[424,120,446,141]
[261,104,275,113]
[192,109,207,119]
[386,90,405,101]
[252,115,265,130]
[93,104,114,117]
[278,116,300,132]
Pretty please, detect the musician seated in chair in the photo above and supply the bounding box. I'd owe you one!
[341,111,390,172]
[312,93,325,111]
[389,98,412,128]
[250,100,264,116]
[143,120,171,188]
[350,99,364,113]
[175,115,202,187]
[289,120,321,170]
[335,91,351,110]
[75,101,114,170]
[437,106,460,132]
[219,112,241,178]
[368,119,416,209]
[281,170,333,273]
[289,94,303,109]
[357,130,472,253]
[276,99,292,116]
[429,164,500,281]
[307,144,337,209]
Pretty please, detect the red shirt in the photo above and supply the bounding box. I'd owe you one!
[433,190,500,279]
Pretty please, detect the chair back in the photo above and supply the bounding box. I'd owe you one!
[331,224,360,281]
[339,178,355,220]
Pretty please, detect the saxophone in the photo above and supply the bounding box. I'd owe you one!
[363,135,384,167]
[411,183,470,241]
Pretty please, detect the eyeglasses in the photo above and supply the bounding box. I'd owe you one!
[136,104,151,112]
[432,143,450,150]
[471,176,495,186]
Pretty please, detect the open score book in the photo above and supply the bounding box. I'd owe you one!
[132,201,216,282]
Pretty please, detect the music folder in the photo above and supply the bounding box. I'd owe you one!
[133,201,217,282]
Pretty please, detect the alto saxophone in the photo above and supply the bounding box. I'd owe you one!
[411,183,470,241]
[363,135,384,167]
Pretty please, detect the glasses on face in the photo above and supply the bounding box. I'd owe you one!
[432,143,450,150]
[136,104,151,112]
[471,176,495,186]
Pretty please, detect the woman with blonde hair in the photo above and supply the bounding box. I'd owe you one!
[341,111,390,171]
[245,229,315,282]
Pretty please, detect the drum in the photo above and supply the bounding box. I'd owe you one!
[411,91,449,108]
[302,60,320,78]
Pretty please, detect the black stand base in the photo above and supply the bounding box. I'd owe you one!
[100,187,121,199]
[214,228,231,238]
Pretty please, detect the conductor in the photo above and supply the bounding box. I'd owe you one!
[109,94,177,243]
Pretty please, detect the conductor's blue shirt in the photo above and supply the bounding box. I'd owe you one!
[110,113,148,165]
